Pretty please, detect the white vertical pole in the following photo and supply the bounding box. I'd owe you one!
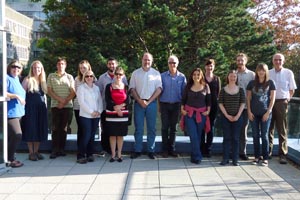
[1,0,8,166]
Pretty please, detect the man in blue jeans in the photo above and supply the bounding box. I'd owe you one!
[129,52,162,159]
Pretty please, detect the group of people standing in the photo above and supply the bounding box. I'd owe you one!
[6,52,296,168]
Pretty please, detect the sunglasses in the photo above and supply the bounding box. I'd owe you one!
[11,65,22,69]
[115,73,123,76]
[85,75,94,78]
[168,62,176,64]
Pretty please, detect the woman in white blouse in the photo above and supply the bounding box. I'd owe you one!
[77,70,103,164]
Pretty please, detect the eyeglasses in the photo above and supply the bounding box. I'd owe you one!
[168,62,176,65]
[11,65,22,69]
[115,73,123,76]
[85,75,94,78]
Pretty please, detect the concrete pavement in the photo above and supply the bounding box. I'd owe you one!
[0,152,300,200]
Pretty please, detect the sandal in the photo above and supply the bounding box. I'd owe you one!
[8,160,24,168]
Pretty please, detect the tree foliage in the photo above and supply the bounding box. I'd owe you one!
[251,0,300,51]
[35,0,276,81]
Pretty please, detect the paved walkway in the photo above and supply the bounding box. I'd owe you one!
[0,153,300,200]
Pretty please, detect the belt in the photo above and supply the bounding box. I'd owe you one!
[160,102,180,104]
[142,99,149,101]
[275,99,287,102]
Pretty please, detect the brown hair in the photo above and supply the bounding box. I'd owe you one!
[254,63,269,92]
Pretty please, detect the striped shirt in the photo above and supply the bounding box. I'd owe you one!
[218,87,245,116]
[47,72,75,108]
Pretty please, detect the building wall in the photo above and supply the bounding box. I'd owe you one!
[5,5,33,66]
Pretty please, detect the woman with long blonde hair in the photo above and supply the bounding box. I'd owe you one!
[22,60,48,161]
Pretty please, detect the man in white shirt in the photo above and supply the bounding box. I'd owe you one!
[129,52,162,159]
[269,53,297,164]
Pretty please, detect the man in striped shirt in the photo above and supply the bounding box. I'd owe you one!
[47,57,75,159]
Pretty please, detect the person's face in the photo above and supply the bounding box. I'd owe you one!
[192,70,201,83]
[142,54,153,69]
[84,72,94,83]
[168,57,178,71]
[32,63,42,77]
[257,69,266,80]
[273,54,284,69]
[57,60,66,73]
[205,63,215,73]
[79,63,89,75]
[228,72,237,83]
[107,60,117,73]
[115,70,124,81]
[236,56,247,69]
[10,64,22,77]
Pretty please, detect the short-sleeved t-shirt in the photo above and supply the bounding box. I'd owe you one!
[47,72,74,108]
[246,79,276,116]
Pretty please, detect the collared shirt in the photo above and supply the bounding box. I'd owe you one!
[237,68,255,108]
[47,72,75,108]
[269,67,297,99]
[129,67,162,99]
[160,70,186,103]
[95,72,128,109]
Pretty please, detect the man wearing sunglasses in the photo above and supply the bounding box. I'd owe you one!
[159,55,186,158]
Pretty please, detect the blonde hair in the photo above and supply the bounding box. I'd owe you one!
[27,60,47,94]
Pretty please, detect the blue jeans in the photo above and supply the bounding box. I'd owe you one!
[250,114,271,160]
[221,115,243,163]
[78,116,100,159]
[185,113,206,161]
[134,101,157,153]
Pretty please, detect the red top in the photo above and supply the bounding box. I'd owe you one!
[111,88,127,105]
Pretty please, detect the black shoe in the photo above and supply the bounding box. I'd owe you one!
[169,152,179,158]
[233,161,240,166]
[35,153,44,160]
[29,153,38,161]
[49,153,57,159]
[57,152,66,157]
[220,160,229,165]
[239,154,249,160]
[279,156,287,164]
[148,153,157,159]
[87,155,94,162]
[191,159,200,164]
[117,157,123,162]
[161,151,169,158]
[77,158,87,164]
[130,152,141,159]
[109,157,115,162]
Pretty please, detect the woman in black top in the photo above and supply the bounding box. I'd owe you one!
[201,59,221,157]
[181,68,211,164]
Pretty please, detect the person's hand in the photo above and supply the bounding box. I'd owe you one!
[262,112,270,122]
[139,99,148,108]
[117,109,123,117]
[181,109,187,116]
[248,111,254,121]
[202,111,210,116]
[18,97,26,105]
